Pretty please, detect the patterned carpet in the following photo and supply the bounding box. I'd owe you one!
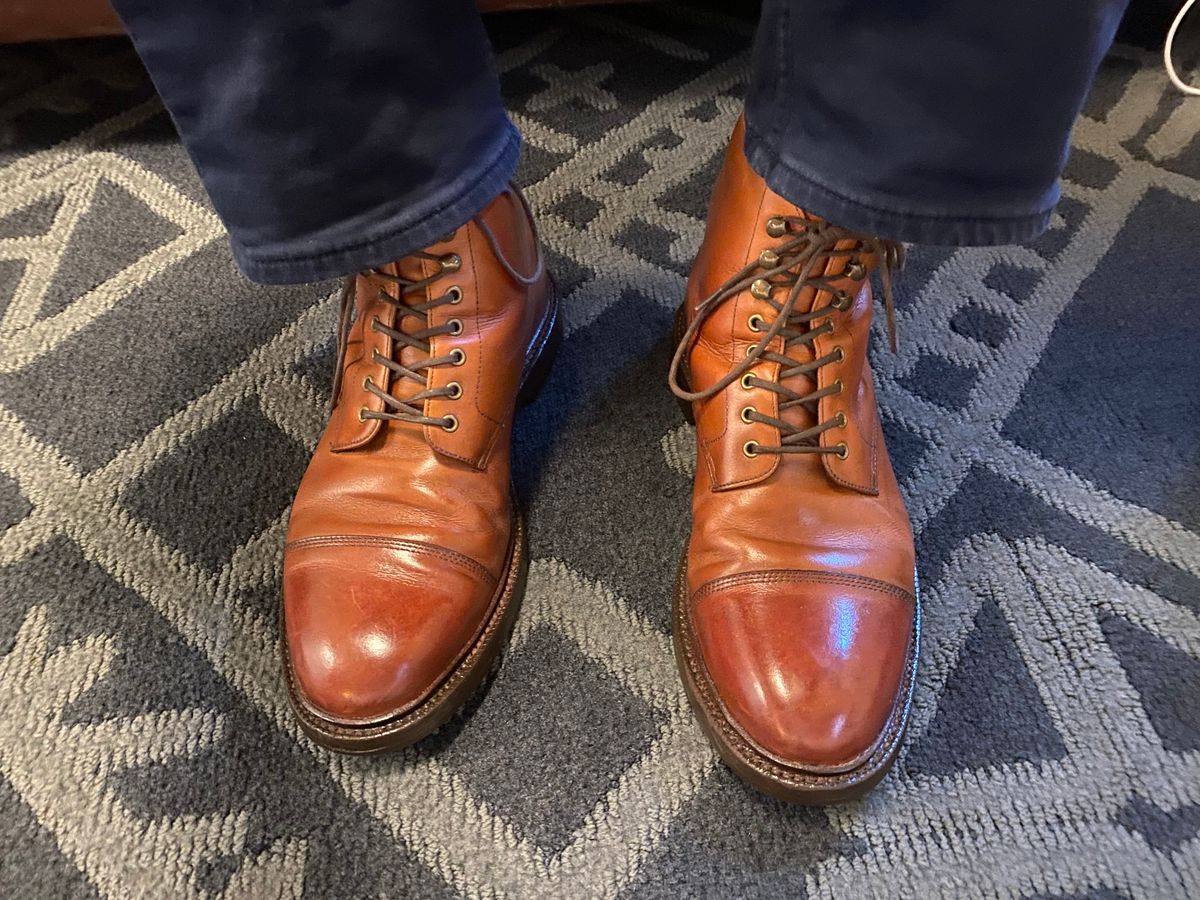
[1,5,1199,899]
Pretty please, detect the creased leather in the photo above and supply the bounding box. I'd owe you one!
[681,118,916,771]
[283,188,550,725]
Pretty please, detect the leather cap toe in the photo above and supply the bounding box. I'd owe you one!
[691,572,914,773]
[283,539,495,725]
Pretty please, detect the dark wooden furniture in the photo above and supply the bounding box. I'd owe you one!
[0,0,629,44]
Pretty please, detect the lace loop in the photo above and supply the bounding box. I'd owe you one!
[358,256,464,429]
[668,217,904,456]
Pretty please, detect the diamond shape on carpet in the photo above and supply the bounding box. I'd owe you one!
[120,398,307,571]
[898,354,978,411]
[620,767,860,900]
[907,598,1067,777]
[1004,187,1200,531]
[37,177,182,321]
[1101,614,1200,754]
[437,622,663,853]
[0,193,63,240]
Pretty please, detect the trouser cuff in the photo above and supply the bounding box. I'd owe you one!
[232,123,522,284]
[743,122,1055,247]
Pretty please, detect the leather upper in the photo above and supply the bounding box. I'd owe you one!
[283,188,549,725]
[681,119,916,772]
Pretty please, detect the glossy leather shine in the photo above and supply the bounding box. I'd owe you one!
[681,119,916,773]
[283,188,549,727]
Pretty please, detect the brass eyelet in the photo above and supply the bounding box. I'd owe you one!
[835,410,847,427]
[363,376,374,390]
[740,405,756,424]
[834,378,844,394]
[835,441,849,460]
[447,318,464,336]
[440,253,462,273]
[740,372,755,390]
[446,286,463,304]
[758,249,780,268]
[833,346,845,363]
[844,260,866,280]
[745,344,757,358]
[446,381,463,400]
[743,441,759,458]
[750,279,773,300]
[441,414,459,433]
[450,348,467,366]
[370,316,381,331]
[357,408,368,422]
[748,314,765,332]
[833,290,853,311]
[765,216,787,238]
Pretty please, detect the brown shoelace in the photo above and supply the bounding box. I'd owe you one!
[330,186,544,432]
[668,215,903,457]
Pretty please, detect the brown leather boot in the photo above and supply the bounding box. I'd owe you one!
[282,186,557,752]
[669,119,919,802]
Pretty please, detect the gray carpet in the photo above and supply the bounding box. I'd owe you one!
[1,5,1199,899]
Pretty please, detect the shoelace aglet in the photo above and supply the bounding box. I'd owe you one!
[879,242,904,353]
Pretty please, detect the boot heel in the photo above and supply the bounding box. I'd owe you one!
[672,303,696,426]
[518,282,562,407]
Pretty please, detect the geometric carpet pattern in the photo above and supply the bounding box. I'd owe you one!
[1,5,1198,897]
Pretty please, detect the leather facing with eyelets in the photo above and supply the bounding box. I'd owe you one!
[682,149,883,493]
[327,193,542,467]
[676,117,917,781]
[328,264,398,452]
[283,187,551,731]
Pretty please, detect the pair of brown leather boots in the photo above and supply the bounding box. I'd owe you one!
[282,119,919,803]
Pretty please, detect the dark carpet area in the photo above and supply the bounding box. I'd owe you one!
[0,5,1198,898]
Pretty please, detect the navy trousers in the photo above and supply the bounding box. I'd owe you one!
[111,1,1128,284]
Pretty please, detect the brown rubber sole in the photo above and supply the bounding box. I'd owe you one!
[283,284,559,754]
[673,554,921,804]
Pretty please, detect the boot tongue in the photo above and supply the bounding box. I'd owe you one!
[770,238,835,433]
[766,230,868,439]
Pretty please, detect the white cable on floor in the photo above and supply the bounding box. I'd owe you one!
[1165,0,1200,95]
